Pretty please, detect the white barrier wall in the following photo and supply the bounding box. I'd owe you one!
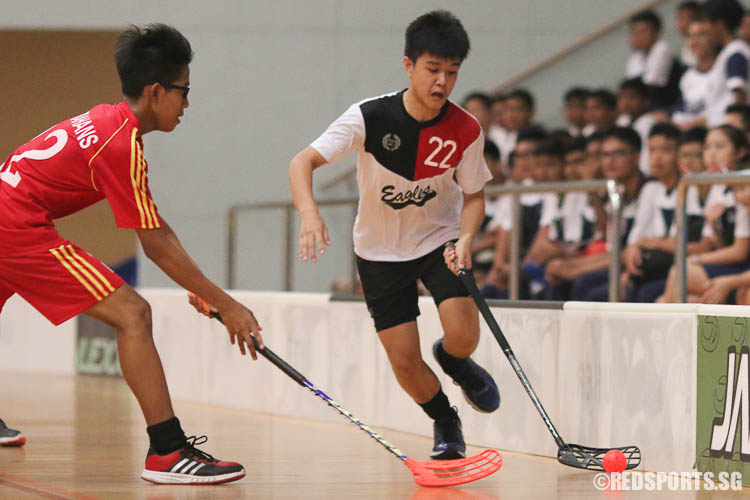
[0,295,76,374]
[0,289,712,471]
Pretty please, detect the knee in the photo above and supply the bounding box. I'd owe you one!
[388,351,423,378]
[119,293,152,333]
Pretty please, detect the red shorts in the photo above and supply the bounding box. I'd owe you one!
[0,241,125,325]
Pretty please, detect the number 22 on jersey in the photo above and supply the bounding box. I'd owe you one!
[0,129,68,188]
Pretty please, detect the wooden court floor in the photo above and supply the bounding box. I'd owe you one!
[1,372,748,499]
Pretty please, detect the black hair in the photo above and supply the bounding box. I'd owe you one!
[678,126,708,146]
[533,137,566,160]
[115,24,193,99]
[602,126,642,152]
[649,122,681,141]
[564,86,590,102]
[703,0,745,32]
[484,139,501,161]
[712,124,749,152]
[549,128,573,146]
[588,89,618,110]
[506,88,535,112]
[404,10,470,62]
[516,125,548,145]
[677,1,702,15]
[619,78,651,98]
[726,103,750,131]
[566,136,588,154]
[586,131,605,146]
[492,93,507,103]
[630,9,662,31]
[462,91,492,109]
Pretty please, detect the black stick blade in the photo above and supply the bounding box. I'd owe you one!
[557,444,641,471]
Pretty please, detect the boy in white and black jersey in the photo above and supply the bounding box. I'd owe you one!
[622,123,682,302]
[289,10,499,460]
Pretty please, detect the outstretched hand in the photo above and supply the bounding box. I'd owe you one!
[187,292,264,359]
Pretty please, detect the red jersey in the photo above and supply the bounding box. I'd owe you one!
[0,102,161,255]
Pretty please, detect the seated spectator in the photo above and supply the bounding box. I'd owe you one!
[625,9,682,109]
[616,78,656,174]
[703,0,750,127]
[523,138,591,298]
[658,125,750,303]
[563,87,591,137]
[672,16,718,129]
[484,126,548,299]
[544,127,647,301]
[621,123,682,302]
[676,1,702,67]
[585,89,618,135]
[489,89,535,172]
[462,91,493,135]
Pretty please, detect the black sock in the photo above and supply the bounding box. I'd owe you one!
[147,416,187,454]
[436,340,469,376]
[419,388,454,421]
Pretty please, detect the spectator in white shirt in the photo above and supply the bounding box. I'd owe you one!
[673,17,718,129]
[616,78,656,174]
[488,88,535,175]
[626,10,680,109]
[703,0,750,127]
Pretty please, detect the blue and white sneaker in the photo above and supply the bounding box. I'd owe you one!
[433,339,500,413]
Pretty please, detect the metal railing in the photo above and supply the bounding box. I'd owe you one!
[674,171,750,302]
[226,180,624,300]
[485,179,623,301]
[226,198,358,290]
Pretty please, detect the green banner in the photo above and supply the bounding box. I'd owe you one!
[696,315,750,484]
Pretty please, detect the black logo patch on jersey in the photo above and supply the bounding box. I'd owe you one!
[381,184,436,210]
[382,133,401,151]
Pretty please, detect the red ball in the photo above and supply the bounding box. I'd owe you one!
[602,449,627,473]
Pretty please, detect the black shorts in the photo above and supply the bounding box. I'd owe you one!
[355,243,469,332]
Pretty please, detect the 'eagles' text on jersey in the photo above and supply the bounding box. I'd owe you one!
[311,91,491,261]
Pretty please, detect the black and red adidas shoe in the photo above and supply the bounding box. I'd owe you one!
[0,419,25,447]
[141,436,245,484]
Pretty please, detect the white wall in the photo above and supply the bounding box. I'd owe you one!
[2,0,683,292]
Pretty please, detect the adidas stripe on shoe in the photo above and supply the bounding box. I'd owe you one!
[141,436,245,485]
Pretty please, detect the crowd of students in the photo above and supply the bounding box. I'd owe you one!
[464,0,750,304]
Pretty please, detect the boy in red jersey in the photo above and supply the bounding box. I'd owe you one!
[0,24,261,484]
[288,11,500,460]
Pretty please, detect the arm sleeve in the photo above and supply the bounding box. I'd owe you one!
[489,195,511,231]
[643,40,673,87]
[91,129,162,229]
[726,52,749,91]
[455,129,493,194]
[309,103,365,164]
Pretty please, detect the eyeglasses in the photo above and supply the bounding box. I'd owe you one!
[162,82,190,99]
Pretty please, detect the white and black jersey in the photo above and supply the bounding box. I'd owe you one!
[489,182,549,254]
[548,192,597,244]
[311,90,491,261]
[705,39,750,127]
[672,67,712,126]
[702,185,750,244]
[627,179,678,244]
[668,185,708,242]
